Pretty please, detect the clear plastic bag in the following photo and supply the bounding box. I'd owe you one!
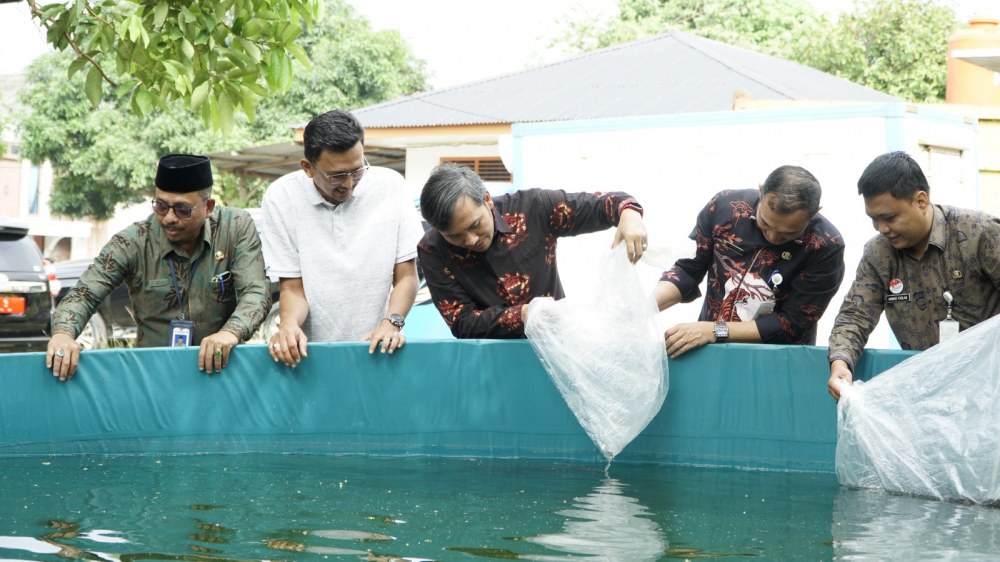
[836,314,1000,503]
[525,243,670,460]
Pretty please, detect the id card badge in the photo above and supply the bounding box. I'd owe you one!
[939,290,959,344]
[939,318,960,344]
[170,319,194,347]
[752,301,776,320]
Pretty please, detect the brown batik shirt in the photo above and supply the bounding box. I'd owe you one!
[417,188,642,339]
[828,205,1000,371]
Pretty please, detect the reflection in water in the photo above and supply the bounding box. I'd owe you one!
[524,478,665,561]
[833,488,1000,560]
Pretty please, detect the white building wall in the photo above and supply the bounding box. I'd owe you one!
[516,107,976,350]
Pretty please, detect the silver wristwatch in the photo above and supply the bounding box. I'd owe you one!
[714,321,728,342]
[384,313,405,329]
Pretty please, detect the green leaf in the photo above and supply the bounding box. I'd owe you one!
[70,0,84,25]
[285,43,311,71]
[281,23,302,43]
[37,3,66,20]
[84,65,102,108]
[218,90,235,135]
[153,0,168,26]
[225,48,254,69]
[200,96,212,128]
[275,50,293,91]
[210,93,219,130]
[257,10,279,21]
[67,56,88,79]
[114,79,138,98]
[242,19,262,38]
[133,87,154,115]
[190,80,211,110]
[237,37,261,62]
[181,38,195,60]
[291,0,312,27]
[244,82,268,96]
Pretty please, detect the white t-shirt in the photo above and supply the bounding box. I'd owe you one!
[260,167,423,342]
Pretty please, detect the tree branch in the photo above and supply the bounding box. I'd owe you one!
[26,0,119,89]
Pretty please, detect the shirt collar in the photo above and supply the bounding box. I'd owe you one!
[151,209,214,261]
[927,205,947,252]
[492,205,512,234]
[304,171,358,209]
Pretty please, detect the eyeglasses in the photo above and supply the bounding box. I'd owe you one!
[151,198,208,219]
[310,156,370,187]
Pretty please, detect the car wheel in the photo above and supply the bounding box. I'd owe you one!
[77,312,109,350]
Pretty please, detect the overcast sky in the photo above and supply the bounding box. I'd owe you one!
[0,0,996,89]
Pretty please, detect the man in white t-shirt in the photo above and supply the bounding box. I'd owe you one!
[261,110,423,366]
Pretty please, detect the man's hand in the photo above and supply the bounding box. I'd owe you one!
[612,208,648,263]
[199,330,240,373]
[360,319,405,355]
[46,333,81,381]
[269,323,308,368]
[828,359,854,401]
[664,321,716,358]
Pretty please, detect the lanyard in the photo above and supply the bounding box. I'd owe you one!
[168,256,201,320]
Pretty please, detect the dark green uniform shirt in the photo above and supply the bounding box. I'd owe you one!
[52,207,271,346]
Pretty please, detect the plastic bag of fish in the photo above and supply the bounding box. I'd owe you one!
[836,314,1000,503]
[525,243,670,460]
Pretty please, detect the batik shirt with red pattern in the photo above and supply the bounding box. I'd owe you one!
[418,188,642,339]
[660,189,845,345]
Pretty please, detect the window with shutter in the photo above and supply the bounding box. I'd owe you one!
[440,157,512,183]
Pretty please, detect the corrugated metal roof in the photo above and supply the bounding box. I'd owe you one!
[351,31,897,128]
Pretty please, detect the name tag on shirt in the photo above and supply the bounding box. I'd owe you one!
[886,293,910,303]
[719,240,744,256]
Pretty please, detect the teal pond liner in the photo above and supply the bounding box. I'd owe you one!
[4,340,967,560]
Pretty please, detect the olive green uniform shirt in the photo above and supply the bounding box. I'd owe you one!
[52,207,271,346]
[829,205,1000,370]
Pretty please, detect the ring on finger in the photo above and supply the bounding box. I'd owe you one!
[56,349,65,358]
[272,343,280,350]
[214,349,222,359]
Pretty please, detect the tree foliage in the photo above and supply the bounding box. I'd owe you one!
[27,0,322,134]
[800,0,959,102]
[17,0,428,219]
[551,0,821,60]
[552,0,961,102]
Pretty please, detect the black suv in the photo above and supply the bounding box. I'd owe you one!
[0,218,54,353]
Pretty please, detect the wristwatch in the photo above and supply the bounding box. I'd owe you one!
[384,314,405,329]
[714,321,728,343]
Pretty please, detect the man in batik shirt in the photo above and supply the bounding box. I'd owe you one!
[417,164,648,339]
[827,152,1000,400]
[655,165,846,358]
[46,154,271,381]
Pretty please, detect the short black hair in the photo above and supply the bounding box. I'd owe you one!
[303,110,365,162]
[857,151,930,199]
[420,164,488,232]
[760,165,821,215]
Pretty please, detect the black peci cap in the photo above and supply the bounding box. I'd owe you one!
[155,154,213,193]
